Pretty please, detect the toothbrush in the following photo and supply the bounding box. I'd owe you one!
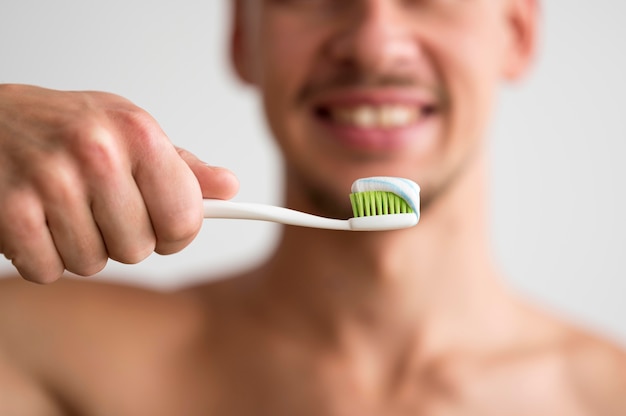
[203,176,420,231]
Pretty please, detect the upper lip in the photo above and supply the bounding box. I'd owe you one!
[308,87,439,112]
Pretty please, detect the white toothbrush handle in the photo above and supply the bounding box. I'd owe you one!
[203,199,351,230]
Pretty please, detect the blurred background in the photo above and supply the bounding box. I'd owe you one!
[1,1,624,344]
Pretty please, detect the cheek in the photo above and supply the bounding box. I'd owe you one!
[256,20,325,148]
[429,20,505,145]
[257,16,320,105]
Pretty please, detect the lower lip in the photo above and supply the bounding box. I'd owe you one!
[314,115,432,152]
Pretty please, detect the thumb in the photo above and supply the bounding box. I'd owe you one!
[176,147,239,200]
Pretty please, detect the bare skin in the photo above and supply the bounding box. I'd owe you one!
[1,267,625,415]
[1,0,626,415]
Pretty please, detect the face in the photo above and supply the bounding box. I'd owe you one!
[232,0,535,216]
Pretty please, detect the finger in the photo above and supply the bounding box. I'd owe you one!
[176,147,240,200]
[90,170,157,265]
[0,190,65,284]
[71,125,157,264]
[133,142,204,256]
[41,169,108,276]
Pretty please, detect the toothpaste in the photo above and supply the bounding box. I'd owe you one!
[351,177,421,219]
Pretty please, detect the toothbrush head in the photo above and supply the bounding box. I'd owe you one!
[348,177,420,231]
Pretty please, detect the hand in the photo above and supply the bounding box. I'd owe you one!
[0,84,238,283]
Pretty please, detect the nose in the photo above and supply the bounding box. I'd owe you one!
[327,0,420,74]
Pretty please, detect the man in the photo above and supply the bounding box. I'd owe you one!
[0,0,625,414]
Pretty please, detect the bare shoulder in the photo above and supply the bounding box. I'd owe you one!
[561,328,626,414]
[516,307,626,414]
[0,275,209,415]
[509,312,626,414]
[0,275,204,339]
[0,274,212,357]
[425,308,626,415]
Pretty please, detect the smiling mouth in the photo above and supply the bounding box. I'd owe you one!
[315,104,436,129]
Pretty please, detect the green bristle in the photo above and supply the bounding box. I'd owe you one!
[349,191,413,217]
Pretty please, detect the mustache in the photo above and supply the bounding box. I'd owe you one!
[297,70,444,105]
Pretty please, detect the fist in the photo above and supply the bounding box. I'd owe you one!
[0,84,238,283]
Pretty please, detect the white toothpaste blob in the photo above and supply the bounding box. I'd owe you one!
[351,177,421,221]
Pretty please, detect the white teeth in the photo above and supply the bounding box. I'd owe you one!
[354,106,377,128]
[330,105,419,128]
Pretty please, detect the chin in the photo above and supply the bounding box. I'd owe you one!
[286,161,422,218]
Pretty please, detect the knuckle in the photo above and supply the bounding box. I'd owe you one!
[13,258,64,285]
[68,121,123,178]
[62,114,107,143]
[122,109,168,154]
[0,211,63,284]
[36,162,81,203]
[67,107,167,174]
[65,255,108,277]
[109,242,154,265]
[1,194,44,241]
[159,212,201,248]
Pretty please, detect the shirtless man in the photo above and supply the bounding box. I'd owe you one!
[1,0,625,414]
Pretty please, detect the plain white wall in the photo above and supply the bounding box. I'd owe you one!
[1,1,625,344]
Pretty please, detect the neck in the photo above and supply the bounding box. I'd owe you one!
[254,153,518,360]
